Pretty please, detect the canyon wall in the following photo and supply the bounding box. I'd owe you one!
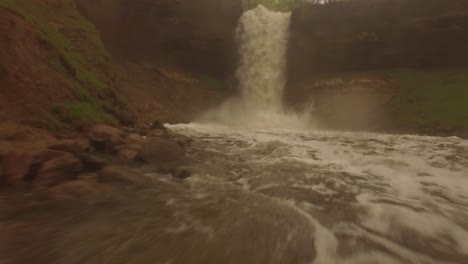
[0,0,244,127]
[287,0,468,136]
[75,0,243,123]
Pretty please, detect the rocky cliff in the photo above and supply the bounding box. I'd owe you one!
[287,0,468,136]
[75,0,243,122]
[0,0,243,129]
[0,0,127,129]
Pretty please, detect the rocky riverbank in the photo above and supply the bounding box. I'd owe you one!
[0,121,192,203]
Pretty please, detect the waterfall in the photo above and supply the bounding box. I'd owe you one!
[236,5,290,112]
[199,5,309,128]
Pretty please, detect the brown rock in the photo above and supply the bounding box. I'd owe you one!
[118,149,138,161]
[126,133,143,143]
[147,129,165,138]
[1,149,71,186]
[37,153,83,187]
[33,149,69,164]
[134,122,151,133]
[138,138,184,164]
[1,151,34,186]
[121,143,143,152]
[47,180,113,200]
[169,134,192,147]
[98,166,147,185]
[47,180,100,200]
[77,153,110,171]
[0,141,13,160]
[48,138,90,154]
[87,124,124,151]
[151,120,166,130]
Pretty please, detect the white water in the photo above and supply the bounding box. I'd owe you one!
[200,5,310,128]
[169,123,468,263]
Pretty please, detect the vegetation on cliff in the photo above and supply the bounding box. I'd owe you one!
[0,0,126,128]
[388,69,468,135]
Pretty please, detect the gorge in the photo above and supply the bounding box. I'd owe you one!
[1,1,468,263]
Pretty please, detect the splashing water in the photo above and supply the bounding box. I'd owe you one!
[200,5,310,128]
[167,123,468,264]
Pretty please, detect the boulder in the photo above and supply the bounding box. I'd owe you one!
[133,122,151,134]
[1,151,34,186]
[147,129,165,138]
[98,166,147,185]
[1,149,70,186]
[126,133,143,143]
[77,153,110,171]
[138,138,184,164]
[118,149,138,161]
[87,124,124,152]
[47,180,98,200]
[48,138,90,154]
[172,166,194,180]
[33,149,69,164]
[151,120,165,130]
[169,134,192,147]
[0,141,13,160]
[47,179,113,200]
[37,153,83,187]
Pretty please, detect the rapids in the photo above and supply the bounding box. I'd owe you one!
[166,123,468,263]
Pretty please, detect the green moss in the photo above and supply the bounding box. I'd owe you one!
[59,102,117,124]
[308,68,468,133]
[387,69,468,130]
[0,0,123,126]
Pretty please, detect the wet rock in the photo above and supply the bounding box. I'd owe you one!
[1,149,71,186]
[134,122,151,134]
[118,149,138,161]
[147,129,165,138]
[33,149,69,164]
[172,166,193,179]
[48,138,90,154]
[87,124,124,152]
[37,153,83,187]
[138,138,184,164]
[126,133,143,143]
[47,179,113,200]
[98,166,147,185]
[77,153,110,171]
[0,141,13,160]
[1,151,34,186]
[151,120,165,130]
[169,134,192,147]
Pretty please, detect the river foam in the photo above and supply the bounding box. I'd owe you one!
[169,123,468,263]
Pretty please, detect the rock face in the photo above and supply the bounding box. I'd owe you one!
[76,0,242,77]
[288,0,468,80]
[75,0,243,123]
[286,0,468,135]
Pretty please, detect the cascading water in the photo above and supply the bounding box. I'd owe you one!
[200,5,309,128]
[236,5,290,112]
